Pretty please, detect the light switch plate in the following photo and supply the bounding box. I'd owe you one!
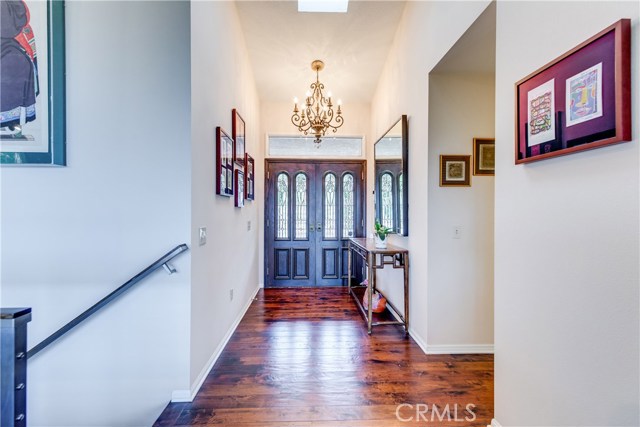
[199,227,207,246]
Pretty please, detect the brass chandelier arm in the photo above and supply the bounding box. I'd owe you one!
[291,113,309,132]
[291,60,344,144]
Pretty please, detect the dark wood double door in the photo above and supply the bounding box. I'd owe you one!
[265,160,365,287]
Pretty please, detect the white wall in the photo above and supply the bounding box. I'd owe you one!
[494,2,639,426]
[0,2,192,425]
[190,0,261,392]
[427,73,494,348]
[370,1,493,350]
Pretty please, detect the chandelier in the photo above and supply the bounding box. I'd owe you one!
[291,60,344,144]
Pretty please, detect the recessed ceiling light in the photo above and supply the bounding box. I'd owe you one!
[298,0,349,13]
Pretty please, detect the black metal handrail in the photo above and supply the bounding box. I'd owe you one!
[26,243,189,360]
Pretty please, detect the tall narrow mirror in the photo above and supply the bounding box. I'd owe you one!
[374,115,408,236]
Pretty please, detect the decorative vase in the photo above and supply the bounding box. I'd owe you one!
[374,234,387,249]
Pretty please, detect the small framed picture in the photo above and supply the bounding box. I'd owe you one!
[244,153,255,200]
[216,127,234,197]
[473,138,495,176]
[235,168,244,208]
[440,155,471,187]
[232,108,245,166]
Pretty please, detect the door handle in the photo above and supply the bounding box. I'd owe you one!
[316,223,322,232]
[309,224,315,233]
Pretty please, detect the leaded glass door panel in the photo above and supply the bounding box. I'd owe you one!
[375,160,403,233]
[314,163,364,286]
[265,162,316,287]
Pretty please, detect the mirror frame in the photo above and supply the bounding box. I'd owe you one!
[374,115,408,236]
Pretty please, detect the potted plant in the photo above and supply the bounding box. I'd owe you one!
[374,219,392,249]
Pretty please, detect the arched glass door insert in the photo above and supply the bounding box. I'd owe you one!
[380,172,394,229]
[276,173,289,240]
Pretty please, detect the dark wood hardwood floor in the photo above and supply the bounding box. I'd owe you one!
[154,288,493,426]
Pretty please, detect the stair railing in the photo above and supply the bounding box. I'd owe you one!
[0,243,189,427]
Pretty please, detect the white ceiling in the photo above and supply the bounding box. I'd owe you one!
[235,1,407,104]
[430,2,496,75]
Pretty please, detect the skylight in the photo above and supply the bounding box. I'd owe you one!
[298,0,349,13]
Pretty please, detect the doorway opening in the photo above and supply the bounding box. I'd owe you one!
[264,159,366,287]
[426,2,496,347]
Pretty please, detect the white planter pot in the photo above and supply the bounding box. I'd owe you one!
[374,234,387,249]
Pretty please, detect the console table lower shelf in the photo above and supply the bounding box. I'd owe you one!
[347,237,409,335]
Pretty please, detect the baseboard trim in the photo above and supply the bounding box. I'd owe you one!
[426,344,494,354]
[490,418,502,427]
[408,327,428,354]
[171,284,261,403]
[170,389,191,402]
[407,330,494,355]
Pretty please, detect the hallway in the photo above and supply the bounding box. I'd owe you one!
[154,288,493,426]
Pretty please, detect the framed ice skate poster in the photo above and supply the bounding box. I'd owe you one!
[1,0,66,166]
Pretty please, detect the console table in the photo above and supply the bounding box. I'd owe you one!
[347,238,409,335]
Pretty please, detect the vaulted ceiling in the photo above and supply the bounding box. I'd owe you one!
[235,1,407,104]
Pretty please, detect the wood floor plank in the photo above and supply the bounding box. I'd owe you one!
[154,287,493,426]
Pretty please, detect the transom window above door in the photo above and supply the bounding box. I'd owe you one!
[268,136,363,158]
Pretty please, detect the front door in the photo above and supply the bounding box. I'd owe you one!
[265,160,365,287]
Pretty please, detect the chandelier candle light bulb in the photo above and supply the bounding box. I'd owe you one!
[291,60,345,145]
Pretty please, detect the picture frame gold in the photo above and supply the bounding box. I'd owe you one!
[440,155,471,187]
[473,138,495,176]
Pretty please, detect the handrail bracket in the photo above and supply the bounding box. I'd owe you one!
[162,263,177,274]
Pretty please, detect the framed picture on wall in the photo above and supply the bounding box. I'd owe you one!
[515,19,631,164]
[1,0,66,166]
[216,127,234,197]
[232,108,245,166]
[244,153,255,200]
[440,155,471,187]
[473,138,495,176]
[235,168,244,208]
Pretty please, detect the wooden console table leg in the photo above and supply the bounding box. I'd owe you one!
[404,253,410,336]
[347,241,352,289]
[367,252,374,335]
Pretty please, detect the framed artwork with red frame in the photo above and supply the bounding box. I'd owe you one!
[216,127,233,197]
[232,108,245,166]
[235,168,244,208]
[515,19,631,164]
[244,153,255,200]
